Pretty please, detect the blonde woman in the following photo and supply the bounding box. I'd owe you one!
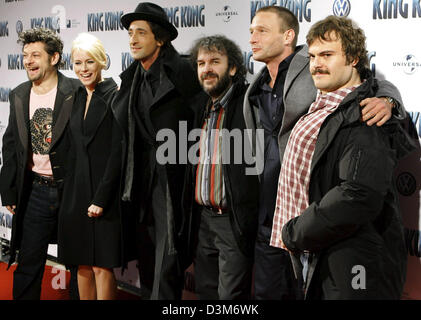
[58,33,122,300]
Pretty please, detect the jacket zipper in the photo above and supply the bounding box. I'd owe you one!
[353,149,362,181]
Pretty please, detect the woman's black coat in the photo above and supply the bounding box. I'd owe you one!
[58,78,132,268]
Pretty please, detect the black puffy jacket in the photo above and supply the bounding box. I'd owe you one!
[282,70,415,299]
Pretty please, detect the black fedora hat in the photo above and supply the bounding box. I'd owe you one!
[121,2,178,40]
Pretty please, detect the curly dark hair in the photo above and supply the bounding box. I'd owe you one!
[189,35,246,84]
[306,16,368,75]
[18,28,63,69]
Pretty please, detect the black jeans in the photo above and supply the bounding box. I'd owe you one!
[13,180,59,300]
[137,180,183,300]
[194,207,253,300]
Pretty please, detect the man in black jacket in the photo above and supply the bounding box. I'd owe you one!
[272,16,414,299]
[113,3,201,300]
[0,28,80,299]
[185,35,259,299]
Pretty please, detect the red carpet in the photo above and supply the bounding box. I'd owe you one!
[0,262,141,300]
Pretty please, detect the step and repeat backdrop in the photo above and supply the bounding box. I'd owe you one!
[0,0,420,299]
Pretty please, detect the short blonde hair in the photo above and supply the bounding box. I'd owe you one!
[71,33,107,69]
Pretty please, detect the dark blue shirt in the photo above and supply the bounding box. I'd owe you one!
[249,52,296,226]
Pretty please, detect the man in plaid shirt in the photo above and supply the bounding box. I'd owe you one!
[245,5,405,300]
[271,16,414,299]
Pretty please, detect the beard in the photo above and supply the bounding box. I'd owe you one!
[200,70,232,98]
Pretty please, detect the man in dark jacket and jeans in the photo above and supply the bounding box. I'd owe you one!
[184,35,259,299]
[271,16,414,299]
[112,2,201,300]
[0,28,80,299]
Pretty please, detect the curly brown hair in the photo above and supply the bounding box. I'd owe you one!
[306,16,368,75]
[18,28,63,69]
[189,35,246,84]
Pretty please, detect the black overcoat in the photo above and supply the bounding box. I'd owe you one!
[0,72,81,267]
[111,49,201,269]
[57,78,131,267]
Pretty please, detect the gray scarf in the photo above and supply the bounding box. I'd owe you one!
[121,64,141,201]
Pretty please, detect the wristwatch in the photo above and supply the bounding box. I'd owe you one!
[382,96,396,108]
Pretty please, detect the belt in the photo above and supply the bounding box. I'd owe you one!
[203,206,229,215]
[32,173,57,187]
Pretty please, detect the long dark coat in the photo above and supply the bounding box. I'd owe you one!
[111,49,201,269]
[0,73,80,268]
[281,71,415,299]
[57,78,127,268]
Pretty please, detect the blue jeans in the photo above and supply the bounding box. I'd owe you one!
[13,180,59,300]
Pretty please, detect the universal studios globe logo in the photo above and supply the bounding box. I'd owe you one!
[403,54,418,75]
[216,5,239,23]
[393,54,420,75]
[333,0,351,17]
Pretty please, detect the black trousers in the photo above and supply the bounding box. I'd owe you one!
[13,181,58,300]
[194,207,253,300]
[137,180,183,300]
[253,224,303,300]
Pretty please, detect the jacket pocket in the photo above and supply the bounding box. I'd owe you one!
[347,145,396,195]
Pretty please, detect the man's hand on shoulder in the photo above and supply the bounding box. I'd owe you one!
[360,96,395,127]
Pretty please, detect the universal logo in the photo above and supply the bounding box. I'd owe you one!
[333,0,351,17]
[216,5,239,22]
[393,54,420,75]
[66,19,81,29]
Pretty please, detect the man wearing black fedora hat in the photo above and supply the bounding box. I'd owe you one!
[110,2,201,300]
